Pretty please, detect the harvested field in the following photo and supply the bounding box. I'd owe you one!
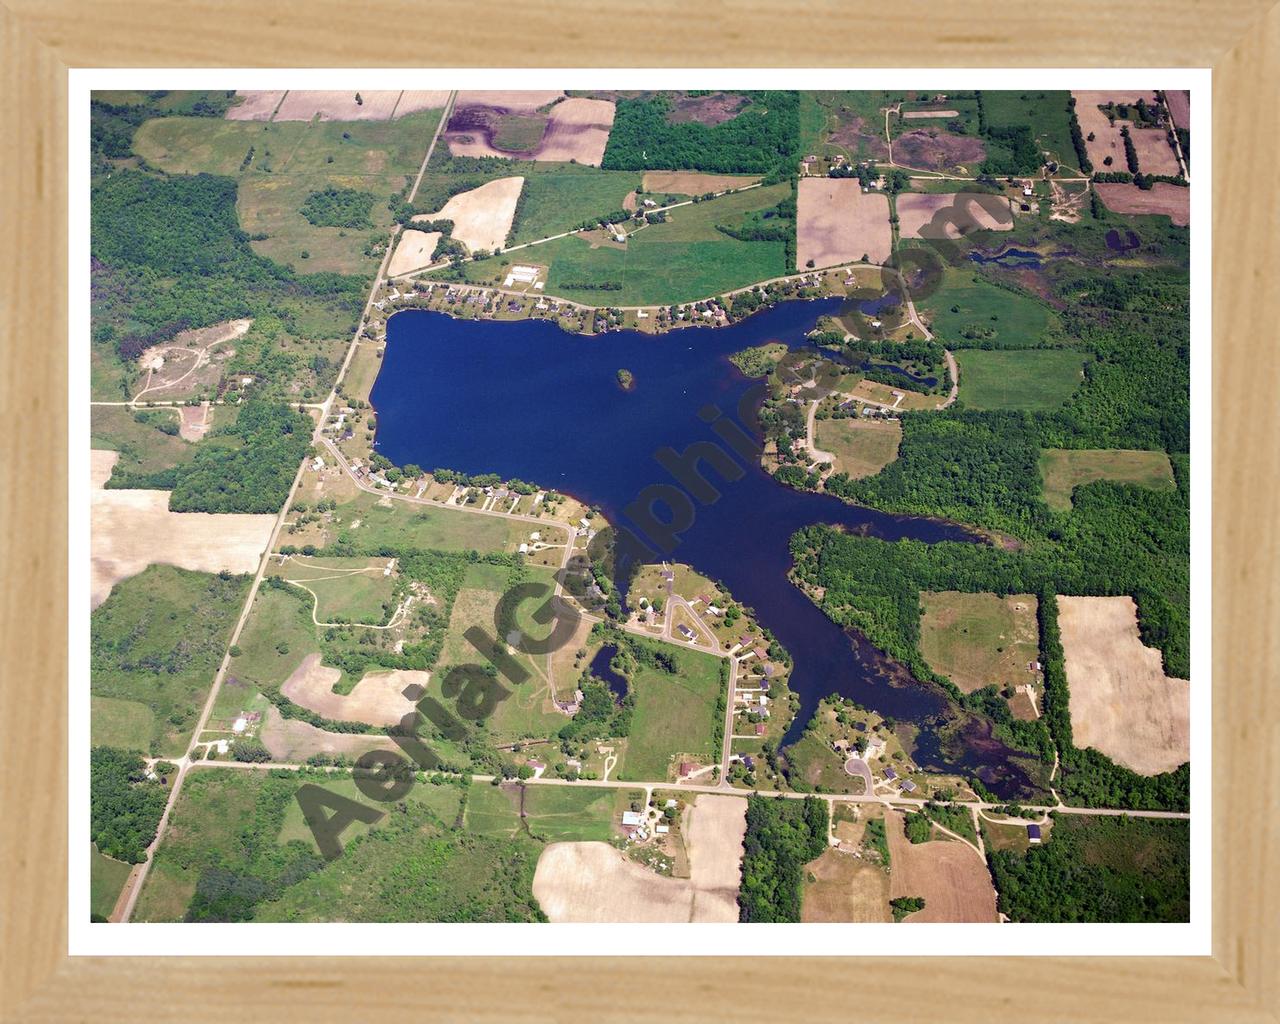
[258,706,390,762]
[1072,91,1177,174]
[897,192,1014,240]
[1058,595,1189,776]
[893,128,985,172]
[387,229,442,276]
[273,90,402,122]
[902,109,960,119]
[280,652,420,727]
[446,97,613,166]
[178,402,212,442]
[536,98,615,165]
[1128,126,1181,176]
[1166,90,1190,131]
[392,90,452,117]
[801,847,891,922]
[885,811,997,922]
[454,90,564,113]
[1094,182,1189,226]
[226,90,284,121]
[91,451,274,608]
[641,170,760,195]
[796,177,891,270]
[414,176,523,253]
[134,318,250,401]
[531,794,745,922]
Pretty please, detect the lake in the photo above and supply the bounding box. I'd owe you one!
[371,301,1038,796]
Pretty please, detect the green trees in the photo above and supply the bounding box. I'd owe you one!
[890,895,926,921]
[738,795,829,922]
[300,186,377,229]
[903,811,932,844]
[90,747,169,863]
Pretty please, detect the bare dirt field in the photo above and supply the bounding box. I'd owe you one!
[896,192,1014,240]
[641,171,760,195]
[885,811,998,922]
[226,91,284,121]
[392,90,452,117]
[536,98,616,165]
[827,114,889,162]
[258,706,391,762]
[796,177,891,270]
[280,652,420,727]
[134,318,251,401]
[454,90,565,113]
[91,450,275,608]
[1094,183,1189,226]
[387,229,442,277]
[273,90,402,122]
[1127,126,1181,176]
[801,847,891,922]
[1072,91,1179,175]
[902,109,960,119]
[1058,595,1190,775]
[1166,90,1190,131]
[893,128,986,172]
[414,176,524,253]
[532,794,745,922]
[178,403,212,442]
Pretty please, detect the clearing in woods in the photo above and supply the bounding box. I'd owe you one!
[796,177,892,269]
[1039,448,1176,511]
[814,416,902,480]
[1057,595,1190,776]
[885,810,998,922]
[918,266,1059,348]
[918,592,1040,695]
[956,349,1086,412]
[531,794,745,922]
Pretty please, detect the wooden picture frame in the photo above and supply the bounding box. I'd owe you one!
[2,2,1275,1018]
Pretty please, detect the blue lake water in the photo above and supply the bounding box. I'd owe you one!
[371,301,1037,796]
[589,644,628,700]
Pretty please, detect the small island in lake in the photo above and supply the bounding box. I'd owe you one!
[616,368,635,391]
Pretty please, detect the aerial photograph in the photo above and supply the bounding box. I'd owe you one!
[87,86,1192,927]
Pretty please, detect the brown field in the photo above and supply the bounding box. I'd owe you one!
[801,847,891,922]
[391,90,452,117]
[280,652,420,727]
[641,171,760,195]
[919,591,1039,695]
[226,91,284,121]
[1072,91,1179,175]
[893,128,985,172]
[896,192,1014,240]
[134,318,250,401]
[454,90,565,113]
[885,811,998,922]
[1166,90,1190,131]
[1094,182,1189,226]
[531,794,745,922]
[178,403,212,442]
[258,706,390,762]
[1128,126,1181,176]
[901,109,960,119]
[1058,595,1190,776]
[445,97,613,166]
[414,176,523,253]
[667,91,750,126]
[273,90,402,122]
[387,229,442,277]
[846,378,937,412]
[814,416,901,480]
[796,177,891,270]
[827,114,889,163]
[91,450,275,608]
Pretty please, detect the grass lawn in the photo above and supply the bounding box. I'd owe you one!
[91,695,155,751]
[132,110,444,275]
[340,341,384,403]
[90,844,133,920]
[918,591,1039,695]
[1039,448,1176,512]
[274,555,396,625]
[980,90,1082,175]
[814,416,902,480]
[332,492,526,553]
[921,266,1059,348]
[91,566,249,756]
[617,644,724,781]
[509,167,641,244]
[465,782,617,842]
[957,348,1087,411]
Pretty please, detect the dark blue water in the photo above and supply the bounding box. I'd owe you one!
[1105,228,1141,253]
[967,247,1043,268]
[371,301,1037,796]
[856,293,901,316]
[589,644,628,700]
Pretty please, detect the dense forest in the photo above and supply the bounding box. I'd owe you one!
[738,794,829,922]
[602,92,800,176]
[987,814,1190,921]
[90,747,170,863]
[299,186,377,229]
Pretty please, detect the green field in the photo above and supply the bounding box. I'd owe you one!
[274,555,396,625]
[980,90,1082,175]
[90,844,133,920]
[509,167,641,244]
[276,776,463,853]
[92,405,240,481]
[921,267,1059,348]
[91,566,250,755]
[1039,448,1176,511]
[814,417,902,480]
[464,782,617,842]
[617,644,724,781]
[132,109,444,275]
[957,348,1087,411]
[90,695,156,751]
[223,585,320,705]
[918,591,1039,694]
[330,491,528,553]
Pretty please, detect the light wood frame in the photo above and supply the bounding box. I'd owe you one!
[2,3,1276,1019]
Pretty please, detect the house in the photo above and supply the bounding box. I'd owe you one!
[637,310,649,319]
[655,824,670,834]
[1023,185,1035,197]
[664,799,677,809]
[753,646,768,661]
[310,456,325,471]
[517,543,529,554]
[621,811,645,828]
[755,722,766,736]
[883,767,897,781]
[899,779,917,793]
[677,624,696,640]
[742,756,755,770]
[678,762,696,777]
[1027,823,1042,844]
